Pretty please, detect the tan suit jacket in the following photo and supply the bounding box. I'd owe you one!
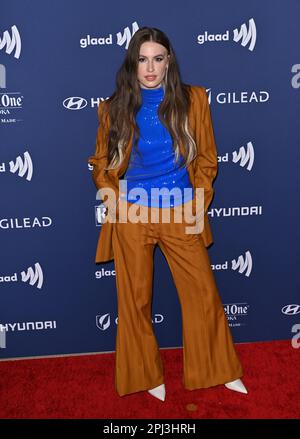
[88,85,218,263]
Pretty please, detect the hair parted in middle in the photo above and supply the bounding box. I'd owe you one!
[100,26,197,171]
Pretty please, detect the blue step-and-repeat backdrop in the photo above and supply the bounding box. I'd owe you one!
[1,0,300,359]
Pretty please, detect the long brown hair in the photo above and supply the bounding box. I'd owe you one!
[103,26,197,171]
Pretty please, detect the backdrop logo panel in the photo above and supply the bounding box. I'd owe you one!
[79,21,139,50]
[281,305,300,316]
[1,0,299,358]
[197,17,257,51]
[224,303,250,328]
[209,206,263,218]
[211,250,253,277]
[218,140,255,170]
[1,262,44,290]
[0,25,21,59]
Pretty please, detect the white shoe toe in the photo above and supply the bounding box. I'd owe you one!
[148,383,166,401]
[224,378,248,394]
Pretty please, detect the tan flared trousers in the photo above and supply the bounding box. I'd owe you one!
[111,200,243,396]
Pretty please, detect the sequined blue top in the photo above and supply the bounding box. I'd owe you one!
[119,85,194,208]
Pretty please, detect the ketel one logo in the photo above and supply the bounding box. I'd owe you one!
[63,97,87,110]
[96,313,111,331]
[232,141,255,171]
[9,151,33,181]
[21,262,43,289]
[116,21,139,50]
[281,304,300,316]
[232,250,252,277]
[0,25,21,59]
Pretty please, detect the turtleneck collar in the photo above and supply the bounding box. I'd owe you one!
[140,86,164,103]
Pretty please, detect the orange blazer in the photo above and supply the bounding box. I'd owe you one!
[88,85,218,263]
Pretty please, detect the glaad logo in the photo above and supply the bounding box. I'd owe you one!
[63,97,87,110]
[21,263,44,289]
[0,25,21,58]
[1,262,44,289]
[80,21,139,50]
[197,18,256,51]
[95,268,116,279]
[116,21,139,49]
[232,141,254,170]
[3,150,33,180]
[281,304,300,315]
[211,250,252,276]
[233,18,256,51]
[291,64,300,89]
[232,250,252,277]
[218,141,254,170]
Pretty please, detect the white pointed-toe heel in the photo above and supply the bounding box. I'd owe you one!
[148,383,166,401]
[224,378,248,394]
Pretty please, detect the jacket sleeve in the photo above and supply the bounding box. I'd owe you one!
[193,86,218,215]
[87,101,119,200]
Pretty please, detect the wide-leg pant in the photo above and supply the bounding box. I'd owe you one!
[111,200,243,397]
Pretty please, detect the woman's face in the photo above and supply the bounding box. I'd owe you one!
[137,41,169,89]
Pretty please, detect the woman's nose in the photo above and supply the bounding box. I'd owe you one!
[147,61,154,72]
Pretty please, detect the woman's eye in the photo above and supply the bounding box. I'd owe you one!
[138,57,164,62]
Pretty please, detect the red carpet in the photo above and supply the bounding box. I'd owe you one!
[0,340,299,419]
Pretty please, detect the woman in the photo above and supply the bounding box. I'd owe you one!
[88,27,247,401]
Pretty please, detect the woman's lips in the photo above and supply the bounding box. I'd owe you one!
[145,76,157,81]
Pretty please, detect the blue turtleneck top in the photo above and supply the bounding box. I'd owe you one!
[119,85,194,208]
